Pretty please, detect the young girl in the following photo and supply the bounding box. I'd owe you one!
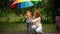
[28,9,42,34]
[24,11,32,34]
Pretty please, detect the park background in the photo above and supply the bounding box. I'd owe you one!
[0,0,60,33]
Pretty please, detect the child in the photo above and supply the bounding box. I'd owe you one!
[24,11,32,34]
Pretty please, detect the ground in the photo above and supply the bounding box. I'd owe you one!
[0,23,60,34]
[0,32,60,34]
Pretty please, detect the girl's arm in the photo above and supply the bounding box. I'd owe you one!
[24,14,27,18]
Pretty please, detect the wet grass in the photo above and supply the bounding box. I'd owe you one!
[0,23,57,32]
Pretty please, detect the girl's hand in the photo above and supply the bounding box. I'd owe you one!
[24,14,28,18]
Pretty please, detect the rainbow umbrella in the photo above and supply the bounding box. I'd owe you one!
[30,0,42,5]
[10,0,34,9]
[31,0,39,5]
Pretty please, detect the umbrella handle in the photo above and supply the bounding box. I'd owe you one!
[25,8,30,12]
[35,8,36,11]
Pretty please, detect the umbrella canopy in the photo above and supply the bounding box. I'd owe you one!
[17,1,33,9]
[10,0,34,9]
[32,1,38,5]
[31,0,42,5]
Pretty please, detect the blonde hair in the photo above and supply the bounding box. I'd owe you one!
[24,11,32,18]
[26,11,32,15]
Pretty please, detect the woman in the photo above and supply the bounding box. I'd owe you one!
[28,9,42,34]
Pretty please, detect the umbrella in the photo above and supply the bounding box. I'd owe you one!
[17,1,34,9]
[10,0,34,9]
[31,0,42,5]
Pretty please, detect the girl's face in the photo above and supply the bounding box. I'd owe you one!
[27,11,31,17]
[27,12,30,15]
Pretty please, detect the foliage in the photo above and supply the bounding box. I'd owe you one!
[0,0,58,24]
[40,0,56,24]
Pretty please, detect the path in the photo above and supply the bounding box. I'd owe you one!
[0,32,60,34]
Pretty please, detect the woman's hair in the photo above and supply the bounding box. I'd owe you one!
[34,9,40,18]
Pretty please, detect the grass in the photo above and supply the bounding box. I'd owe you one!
[42,24,56,32]
[0,23,26,32]
[0,23,57,32]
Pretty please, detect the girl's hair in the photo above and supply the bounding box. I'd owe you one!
[26,11,32,15]
[24,11,32,16]
[34,9,40,18]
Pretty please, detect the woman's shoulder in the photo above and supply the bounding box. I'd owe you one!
[38,17,40,18]
[34,17,40,20]
[37,17,41,20]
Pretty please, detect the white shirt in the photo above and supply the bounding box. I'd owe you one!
[32,17,41,23]
[29,17,42,26]
[26,18,31,23]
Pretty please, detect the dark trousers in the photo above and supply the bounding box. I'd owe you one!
[26,23,32,34]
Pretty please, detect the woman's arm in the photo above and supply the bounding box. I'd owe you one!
[29,17,40,23]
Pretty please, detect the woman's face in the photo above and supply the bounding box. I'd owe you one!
[34,10,40,18]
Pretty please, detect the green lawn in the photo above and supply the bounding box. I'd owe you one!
[0,23,57,32]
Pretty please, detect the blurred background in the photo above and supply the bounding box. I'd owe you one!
[0,0,60,33]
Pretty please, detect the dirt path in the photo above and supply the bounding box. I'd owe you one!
[0,32,60,34]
